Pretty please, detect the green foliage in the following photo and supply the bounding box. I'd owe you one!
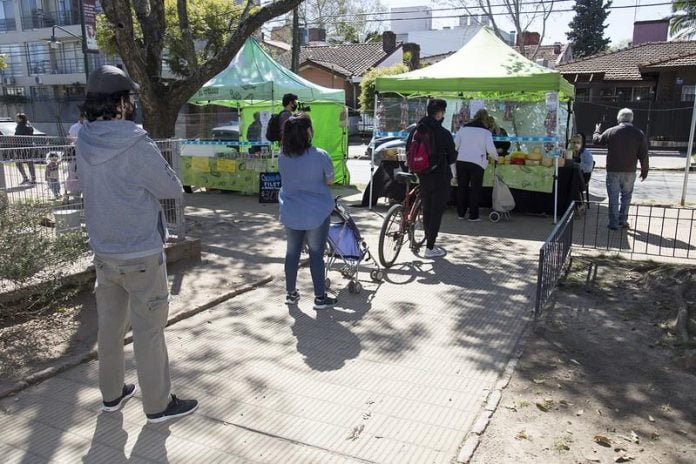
[0,54,6,70]
[0,202,88,315]
[671,0,696,39]
[566,0,612,58]
[359,64,408,113]
[97,0,246,76]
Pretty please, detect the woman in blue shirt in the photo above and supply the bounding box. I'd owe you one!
[279,115,337,310]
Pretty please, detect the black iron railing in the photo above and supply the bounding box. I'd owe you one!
[574,202,696,260]
[535,203,575,317]
[535,201,696,316]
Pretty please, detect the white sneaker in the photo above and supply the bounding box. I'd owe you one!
[424,246,446,258]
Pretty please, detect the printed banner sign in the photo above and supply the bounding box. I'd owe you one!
[83,0,99,53]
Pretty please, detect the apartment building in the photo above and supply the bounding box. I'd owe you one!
[0,0,120,133]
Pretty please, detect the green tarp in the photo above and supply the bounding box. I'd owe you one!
[190,38,345,104]
[483,164,555,194]
[375,28,574,98]
[189,38,349,184]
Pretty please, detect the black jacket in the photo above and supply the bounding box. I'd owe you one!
[15,122,34,136]
[494,127,511,155]
[593,123,649,173]
[406,116,457,179]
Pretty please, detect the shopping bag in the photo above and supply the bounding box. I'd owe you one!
[492,175,515,212]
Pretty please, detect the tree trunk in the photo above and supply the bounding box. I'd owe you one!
[141,92,185,139]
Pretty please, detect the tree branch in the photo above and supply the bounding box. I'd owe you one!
[172,0,304,99]
[100,0,149,85]
[132,0,166,77]
[177,0,198,71]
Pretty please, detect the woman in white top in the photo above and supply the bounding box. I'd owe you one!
[453,109,498,221]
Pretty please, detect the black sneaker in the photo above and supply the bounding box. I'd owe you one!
[146,395,198,424]
[620,222,630,229]
[313,295,337,310]
[285,291,300,305]
[101,384,136,412]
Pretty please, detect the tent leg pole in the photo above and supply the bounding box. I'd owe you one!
[369,163,374,210]
[681,95,696,206]
[554,157,559,224]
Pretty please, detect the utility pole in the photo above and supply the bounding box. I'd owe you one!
[78,0,90,82]
[291,8,300,72]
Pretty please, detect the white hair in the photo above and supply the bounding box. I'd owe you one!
[617,108,634,123]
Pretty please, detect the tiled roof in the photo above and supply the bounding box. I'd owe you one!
[640,51,696,69]
[421,52,455,66]
[516,44,569,68]
[304,59,353,77]
[278,42,400,77]
[558,41,696,80]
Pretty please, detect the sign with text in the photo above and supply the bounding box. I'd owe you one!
[83,0,99,53]
[259,172,281,203]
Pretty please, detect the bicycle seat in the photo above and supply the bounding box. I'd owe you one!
[395,171,418,184]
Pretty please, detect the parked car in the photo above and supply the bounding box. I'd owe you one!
[365,123,415,163]
[0,119,47,136]
[210,123,240,141]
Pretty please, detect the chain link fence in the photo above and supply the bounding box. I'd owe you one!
[0,136,186,239]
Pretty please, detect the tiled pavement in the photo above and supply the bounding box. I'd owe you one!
[0,195,550,463]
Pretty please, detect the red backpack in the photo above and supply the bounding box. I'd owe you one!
[407,125,433,173]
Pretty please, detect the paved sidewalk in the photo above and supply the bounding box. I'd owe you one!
[0,195,550,463]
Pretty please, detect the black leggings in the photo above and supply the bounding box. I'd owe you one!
[420,177,449,249]
[456,161,485,219]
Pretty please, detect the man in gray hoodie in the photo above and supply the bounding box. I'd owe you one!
[76,65,197,423]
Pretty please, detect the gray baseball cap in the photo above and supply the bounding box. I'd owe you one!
[86,65,140,94]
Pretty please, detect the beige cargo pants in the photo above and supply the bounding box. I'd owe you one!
[94,251,171,415]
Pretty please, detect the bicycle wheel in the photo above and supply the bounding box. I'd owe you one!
[409,199,426,249]
[378,204,405,268]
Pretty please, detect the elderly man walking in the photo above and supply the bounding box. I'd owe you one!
[593,108,649,230]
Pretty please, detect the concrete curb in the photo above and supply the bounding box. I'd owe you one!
[455,324,531,464]
[0,275,273,400]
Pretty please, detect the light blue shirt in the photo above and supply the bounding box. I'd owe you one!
[579,148,594,174]
[278,146,334,230]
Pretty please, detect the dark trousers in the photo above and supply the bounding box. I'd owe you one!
[420,175,449,250]
[456,161,485,219]
[17,161,36,182]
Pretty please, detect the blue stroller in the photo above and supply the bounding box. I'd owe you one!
[325,199,384,294]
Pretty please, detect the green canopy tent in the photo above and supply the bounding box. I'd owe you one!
[374,28,575,221]
[375,27,574,98]
[189,38,349,184]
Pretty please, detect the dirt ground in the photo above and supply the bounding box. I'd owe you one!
[0,192,288,391]
[472,257,696,464]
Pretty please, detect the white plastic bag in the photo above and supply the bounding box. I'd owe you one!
[492,174,515,212]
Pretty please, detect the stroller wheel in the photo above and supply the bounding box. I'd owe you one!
[348,280,363,294]
[325,278,331,290]
[370,270,384,282]
[489,211,501,223]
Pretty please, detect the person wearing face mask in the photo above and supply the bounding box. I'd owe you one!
[406,99,457,258]
[279,93,298,135]
[76,66,198,423]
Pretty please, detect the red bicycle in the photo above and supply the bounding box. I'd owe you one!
[377,172,426,268]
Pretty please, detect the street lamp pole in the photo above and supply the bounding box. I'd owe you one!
[77,0,90,82]
[50,24,89,84]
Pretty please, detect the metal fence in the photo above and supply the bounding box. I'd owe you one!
[574,201,696,261]
[0,136,185,240]
[535,201,575,317]
[535,201,696,316]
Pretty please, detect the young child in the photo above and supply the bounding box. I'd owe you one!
[45,152,62,199]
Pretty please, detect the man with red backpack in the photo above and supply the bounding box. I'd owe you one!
[406,99,457,258]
